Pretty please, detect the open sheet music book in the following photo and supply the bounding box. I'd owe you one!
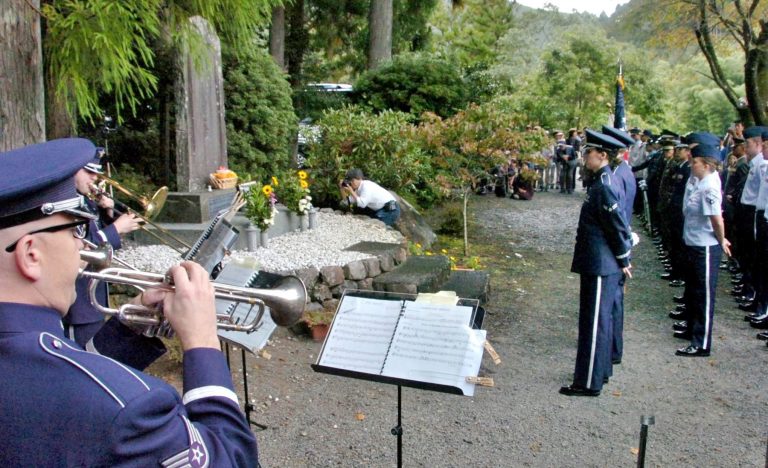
[312,293,485,396]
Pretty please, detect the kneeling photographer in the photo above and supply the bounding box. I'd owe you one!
[339,168,400,227]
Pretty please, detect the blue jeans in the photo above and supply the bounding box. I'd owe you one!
[374,203,400,226]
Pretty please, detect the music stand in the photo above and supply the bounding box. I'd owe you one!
[311,290,485,468]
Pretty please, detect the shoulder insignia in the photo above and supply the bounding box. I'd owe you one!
[161,416,210,468]
[38,332,151,408]
[600,172,611,185]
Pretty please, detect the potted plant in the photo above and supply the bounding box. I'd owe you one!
[244,183,278,248]
[275,170,313,230]
[303,308,336,342]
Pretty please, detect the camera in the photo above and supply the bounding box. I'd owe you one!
[341,181,350,188]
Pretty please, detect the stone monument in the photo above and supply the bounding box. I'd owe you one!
[175,15,228,193]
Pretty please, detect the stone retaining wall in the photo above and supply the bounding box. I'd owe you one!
[278,243,408,313]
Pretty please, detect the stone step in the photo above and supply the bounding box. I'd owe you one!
[372,255,451,295]
[439,270,491,305]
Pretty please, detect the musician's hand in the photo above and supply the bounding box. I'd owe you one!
[112,213,141,235]
[96,196,115,210]
[622,264,633,279]
[162,262,220,351]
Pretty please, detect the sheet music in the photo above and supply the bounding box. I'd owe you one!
[317,296,403,374]
[383,303,484,396]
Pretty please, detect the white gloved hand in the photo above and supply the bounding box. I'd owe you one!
[631,232,640,246]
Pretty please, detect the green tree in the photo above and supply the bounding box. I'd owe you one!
[223,44,297,184]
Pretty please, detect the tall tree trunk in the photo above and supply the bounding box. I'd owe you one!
[286,0,307,87]
[45,65,75,139]
[269,6,286,71]
[368,0,393,70]
[747,20,768,126]
[0,0,45,150]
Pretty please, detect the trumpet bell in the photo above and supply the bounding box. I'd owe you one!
[256,275,307,327]
[143,187,168,220]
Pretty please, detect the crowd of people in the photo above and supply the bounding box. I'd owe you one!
[557,121,768,398]
[629,123,768,347]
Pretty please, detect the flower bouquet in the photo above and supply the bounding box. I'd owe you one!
[244,183,278,231]
[275,170,313,215]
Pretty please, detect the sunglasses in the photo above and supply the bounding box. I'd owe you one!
[5,220,89,253]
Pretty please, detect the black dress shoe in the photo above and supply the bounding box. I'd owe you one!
[603,376,609,384]
[673,295,685,304]
[672,321,688,332]
[675,345,710,357]
[744,312,759,321]
[675,304,687,312]
[750,316,768,329]
[559,384,600,397]
[669,280,685,287]
[673,330,692,340]
[739,302,757,312]
[660,272,672,280]
[611,358,621,365]
[664,266,673,272]
[668,310,685,320]
[756,331,768,341]
[731,277,743,285]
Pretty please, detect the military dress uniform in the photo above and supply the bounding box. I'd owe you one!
[0,139,259,467]
[738,137,766,304]
[561,130,632,396]
[748,129,768,327]
[678,146,724,356]
[66,195,122,346]
[601,126,637,366]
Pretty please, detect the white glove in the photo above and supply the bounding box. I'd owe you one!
[631,232,640,246]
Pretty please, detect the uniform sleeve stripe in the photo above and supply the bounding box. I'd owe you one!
[97,230,108,243]
[182,385,239,406]
[616,251,631,259]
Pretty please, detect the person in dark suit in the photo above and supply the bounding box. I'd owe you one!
[560,129,633,397]
[65,152,141,346]
[0,139,259,466]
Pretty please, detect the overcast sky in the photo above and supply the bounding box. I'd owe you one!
[517,0,629,16]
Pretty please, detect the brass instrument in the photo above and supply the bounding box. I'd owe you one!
[79,245,306,337]
[89,179,192,253]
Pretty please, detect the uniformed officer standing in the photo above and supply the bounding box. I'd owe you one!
[747,128,768,328]
[0,139,259,466]
[737,127,767,313]
[560,129,632,397]
[601,125,638,367]
[676,144,731,356]
[66,152,141,346]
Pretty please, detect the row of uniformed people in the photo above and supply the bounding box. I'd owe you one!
[0,139,260,466]
[635,126,768,350]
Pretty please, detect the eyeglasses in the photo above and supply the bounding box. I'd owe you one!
[5,220,89,253]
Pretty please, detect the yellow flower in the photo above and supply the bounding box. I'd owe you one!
[297,170,308,180]
[299,180,309,189]
[441,249,448,254]
[271,176,279,186]
[425,251,433,256]
[415,243,421,248]
[262,185,273,196]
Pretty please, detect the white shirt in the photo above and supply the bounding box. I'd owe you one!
[754,154,768,212]
[740,153,765,206]
[683,171,722,247]
[352,180,394,210]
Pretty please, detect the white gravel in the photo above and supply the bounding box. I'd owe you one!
[120,211,403,273]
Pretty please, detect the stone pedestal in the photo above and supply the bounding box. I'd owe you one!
[155,189,238,223]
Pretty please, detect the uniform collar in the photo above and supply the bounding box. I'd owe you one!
[0,302,65,336]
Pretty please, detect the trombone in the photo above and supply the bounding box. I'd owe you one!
[89,177,192,253]
[79,244,307,338]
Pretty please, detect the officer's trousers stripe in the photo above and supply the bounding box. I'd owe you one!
[703,246,711,350]
[587,276,601,389]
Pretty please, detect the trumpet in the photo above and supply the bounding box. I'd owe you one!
[79,246,306,338]
[89,180,192,253]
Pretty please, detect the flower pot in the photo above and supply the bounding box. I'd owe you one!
[308,209,318,229]
[288,212,301,231]
[310,323,330,342]
[245,225,260,251]
[259,230,269,249]
[299,214,309,232]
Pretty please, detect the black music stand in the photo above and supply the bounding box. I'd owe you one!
[312,290,484,468]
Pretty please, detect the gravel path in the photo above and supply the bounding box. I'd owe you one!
[120,211,403,273]
[148,191,767,467]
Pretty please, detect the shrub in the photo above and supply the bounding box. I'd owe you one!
[353,53,467,120]
[223,44,298,184]
[306,106,435,208]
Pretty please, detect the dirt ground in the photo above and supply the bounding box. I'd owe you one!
[149,190,767,467]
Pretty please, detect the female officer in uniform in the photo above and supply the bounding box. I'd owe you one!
[676,144,731,356]
[560,130,633,397]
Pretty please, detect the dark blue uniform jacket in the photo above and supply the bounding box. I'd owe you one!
[0,303,259,467]
[613,160,636,227]
[571,166,632,276]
